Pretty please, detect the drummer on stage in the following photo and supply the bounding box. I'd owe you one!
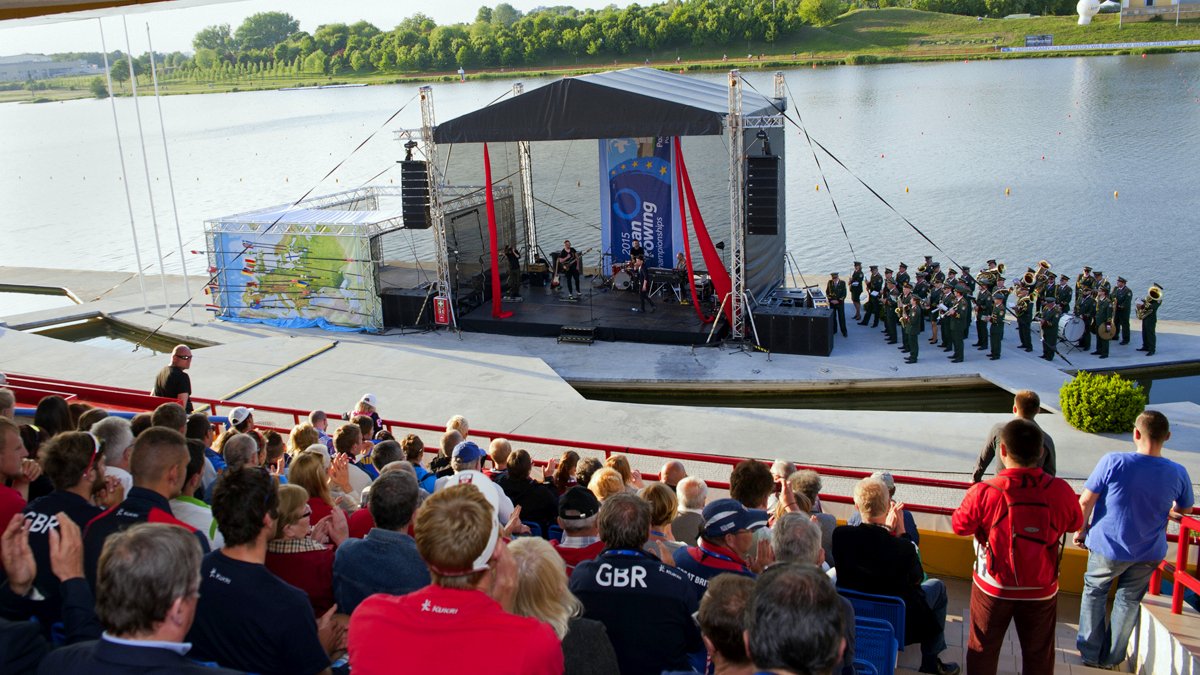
[629,238,646,262]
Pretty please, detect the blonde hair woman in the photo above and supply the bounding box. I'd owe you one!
[288,451,336,524]
[288,423,319,457]
[588,467,625,502]
[508,537,618,675]
[264,484,346,615]
[638,483,685,558]
[445,414,469,438]
[604,454,643,492]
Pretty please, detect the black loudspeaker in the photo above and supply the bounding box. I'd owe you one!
[746,156,779,236]
[756,306,835,356]
[400,160,431,229]
[381,288,433,328]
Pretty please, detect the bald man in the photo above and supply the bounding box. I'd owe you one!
[153,345,194,413]
[660,460,687,489]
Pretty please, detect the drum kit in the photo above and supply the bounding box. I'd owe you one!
[610,263,634,291]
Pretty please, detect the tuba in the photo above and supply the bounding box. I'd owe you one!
[1022,268,1037,286]
[1136,285,1163,319]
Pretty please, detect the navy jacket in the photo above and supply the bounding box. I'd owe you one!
[83,488,209,588]
[37,637,242,674]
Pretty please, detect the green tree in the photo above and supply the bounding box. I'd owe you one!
[476,6,493,23]
[493,3,523,27]
[314,23,350,54]
[799,0,842,26]
[235,12,299,50]
[303,50,328,74]
[193,24,235,56]
[89,76,109,99]
[109,58,130,85]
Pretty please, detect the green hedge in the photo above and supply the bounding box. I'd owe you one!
[1060,371,1147,433]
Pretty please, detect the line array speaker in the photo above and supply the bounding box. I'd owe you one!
[746,155,779,236]
[400,160,431,229]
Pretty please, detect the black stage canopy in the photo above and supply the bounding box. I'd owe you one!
[433,67,781,143]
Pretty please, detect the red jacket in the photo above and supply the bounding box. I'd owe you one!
[952,467,1082,600]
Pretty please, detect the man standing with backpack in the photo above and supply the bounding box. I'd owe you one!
[952,419,1082,675]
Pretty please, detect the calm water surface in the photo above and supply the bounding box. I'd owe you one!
[1,54,1197,318]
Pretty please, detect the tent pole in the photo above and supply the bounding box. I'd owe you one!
[146,23,196,326]
[727,70,747,341]
[98,18,149,313]
[124,15,171,313]
[513,83,538,265]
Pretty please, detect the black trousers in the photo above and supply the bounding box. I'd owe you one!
[831,302,847,335]
[563,270,580,294]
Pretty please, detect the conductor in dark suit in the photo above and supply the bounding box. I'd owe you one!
[833,477,960,675]
[826,272,848,337]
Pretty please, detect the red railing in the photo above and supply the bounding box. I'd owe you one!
[1150,514,1200,614]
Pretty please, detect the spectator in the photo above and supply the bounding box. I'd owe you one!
[91,417,135,498]
[227,407,254,434]
[673,476,707,546]
[334,471,428,614]
[169,439,224,550]
[570,493,703,675]
[673,498,768,599]
[660,460,687,489]
[730,459,774,511]
[486,438,512,478]
[433,442,516,521]
[661,574,755,675]
[1075,410,1193,669]
[746,563,846,675]
[369,439,403,473]
[0,388,15,419]
[640,483,685,558]
[128,413,152,439]
[833,477,959,675]
[308,410,335,455]
[509,536,620,675]
[83,428,209,587]
[20,432,105,626]
[588,467,625,502]
[75,408,108,432]
[348,483,562,675]
[953,418,1082,675]
[445,414,469,438]
[789,469,838,566]
[350,415,376,450]
[575,456,603,491]
[220,433,260,472]
[151,403,187,434]
[551,487,606,577]
[331,425,372,504]
[400,434,436,493]
[288,423,320,459]
[770,459,796,484]
[973,389,1057,482]
[347,394,382,435]
[773,513,857,674]
[265,484,345,615]
[288,451,336,524]
[152,344,194,413]
[0,418,32,525]
[37,523,241,674]
[495,449,558,534]
[373,430,394,443]
[189,468,340,675]
[67,403,93,430]
[430,429,460,478]
[548,450,580,495]
[605,454,643,492]
[847,471,920,546]
[185,413,220,494]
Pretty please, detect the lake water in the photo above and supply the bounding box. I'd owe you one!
[1,54,1197,319]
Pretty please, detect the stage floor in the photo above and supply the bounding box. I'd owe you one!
[460,278,715,345]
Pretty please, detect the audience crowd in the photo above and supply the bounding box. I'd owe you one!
[0,377,1193,675]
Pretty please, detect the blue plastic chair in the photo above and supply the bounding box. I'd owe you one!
[839,587,906,650]
[853,659,879,675]
[518,521,543,538]
[854,617,898,675]
[548,524,563,542]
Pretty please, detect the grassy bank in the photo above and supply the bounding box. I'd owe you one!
[4,9,1198,104]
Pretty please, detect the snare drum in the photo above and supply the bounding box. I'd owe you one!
[1059,313,1085,343]
[613,270,632,290]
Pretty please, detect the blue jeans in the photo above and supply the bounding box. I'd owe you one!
[922,578,949,659]
[1076,551,1157,667]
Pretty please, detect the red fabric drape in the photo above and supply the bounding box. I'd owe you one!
[674,137,733,323]
[484,143,513,319]
[674,143,712,324]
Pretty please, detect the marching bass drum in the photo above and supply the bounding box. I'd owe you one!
[1059,313,1085,343]
[612,270,632,290]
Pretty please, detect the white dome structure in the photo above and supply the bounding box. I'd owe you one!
[1077,0,1101,24]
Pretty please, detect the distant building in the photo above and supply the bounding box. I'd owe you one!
[0,54,99,82]
[1121,0,1200,20]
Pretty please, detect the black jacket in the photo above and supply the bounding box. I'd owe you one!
[832,523,938,646]
[37,638,243,675]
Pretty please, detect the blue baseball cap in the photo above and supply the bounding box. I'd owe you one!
[702,498,769,539]
[452,441,486,463]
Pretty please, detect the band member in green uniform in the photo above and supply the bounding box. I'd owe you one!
[903,295,922,364]
[960,266,975,294]
[1093,286,1113,359]
[826,272,848,337]
[974,287,991,351]
[1074,265,1093,314]
[898,283,914,354]
[861,265,882,327]
[1077,287,1096,351]
[1040,296,1062,362]
[1015,286,1034,352]
[850,261,864,322]
[1056,274,1073,311]
[896,262,910,289]
[1137,284,1163,356]
[988,292,1006,360]
[1094,270,1110,297]
[948,285,969,363]
[1112,276,1133,345]
[927,278,945,345]
[883,280,899,344]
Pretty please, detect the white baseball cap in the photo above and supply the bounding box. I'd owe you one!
[359,393,377,408]
[436,470,501,575]
[229,406,254,426]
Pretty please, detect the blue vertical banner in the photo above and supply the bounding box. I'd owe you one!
[599,137,679,269]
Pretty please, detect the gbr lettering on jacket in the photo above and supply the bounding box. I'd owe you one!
[594,563,647,588]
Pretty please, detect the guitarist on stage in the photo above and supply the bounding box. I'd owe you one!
[558,240,581,299]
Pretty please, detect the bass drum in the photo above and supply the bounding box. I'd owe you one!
[1059,313,1086,343]
[612,270,632,291]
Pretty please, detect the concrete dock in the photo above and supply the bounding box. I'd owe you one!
[3,265,1200,513]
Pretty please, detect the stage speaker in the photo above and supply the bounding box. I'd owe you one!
[746,156,779,236]
[755,306,835,356]
[400,160,431,229]
[381,288,433,328]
